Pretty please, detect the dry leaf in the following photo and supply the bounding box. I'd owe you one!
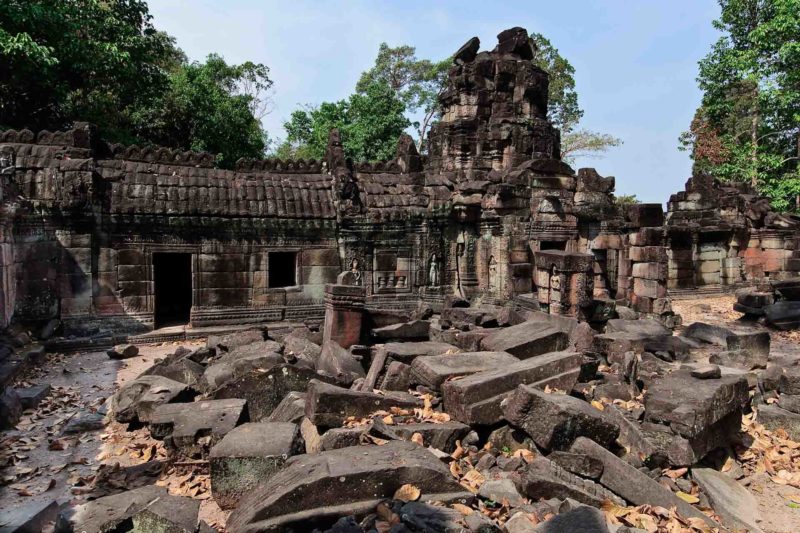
[590,400,605,411]
[410,433,424,446]
[663,467,688,480]
[451,503,473,515]
[394,484,421,502]
[675,491,699,504]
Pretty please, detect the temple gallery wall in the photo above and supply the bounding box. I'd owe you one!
[0,27,797,337]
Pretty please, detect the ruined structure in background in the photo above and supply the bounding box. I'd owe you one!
[0,27,796,339]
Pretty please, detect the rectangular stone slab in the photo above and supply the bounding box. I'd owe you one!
[442,351,582,425]
[480,321,568,359]
[569,437,716,526]
[149,398,247,454]
[305,379,422,428]
[409,351,518,390]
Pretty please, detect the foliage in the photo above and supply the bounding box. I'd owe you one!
[681,0,800,211]
[278,81,409,162]
[356,43,450,150]
[561,130,624,165]
[0,0,181,137]
[130,54,272,168]
[0,1,271,168]
[614,194,640,206]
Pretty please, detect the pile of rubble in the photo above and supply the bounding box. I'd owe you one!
[32,298,800,533]
[736,277,800,330]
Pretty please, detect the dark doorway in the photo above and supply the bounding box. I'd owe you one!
[153,253,192,328]
[268,251,297,288]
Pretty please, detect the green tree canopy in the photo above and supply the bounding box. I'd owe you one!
[131,54,272,168]
[681,0,800,211]
[277,81,409,162]
[1,0,272,168]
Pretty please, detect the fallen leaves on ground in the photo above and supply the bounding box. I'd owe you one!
[393,483,421,502]
[602,501,717,532]
[738,410,800,489]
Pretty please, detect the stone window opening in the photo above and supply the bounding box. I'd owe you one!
[153,252,192,328]
[268,251,298,288]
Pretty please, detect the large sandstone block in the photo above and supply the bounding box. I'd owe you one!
[149,398,248,455]
[226,442,471,532]
[502,385,619,450]
[209,422,304,509]
[520,456,624,508]
[409,351,518,390]
[111,375,193,424]
[305,379,422,428]
[443,351,582,425]
[480,321,569,359]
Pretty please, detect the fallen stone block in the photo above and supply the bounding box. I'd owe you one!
[209,422,303,510]
[779,366,800,395]
[443,351,582,425]
[680,322,735,345]
[283,331,322,367]
[14,383,50,410]
[771,277,800,300]
[140,357,205,386]
[505,512,538,533]
[520,456,625,507]
[56,485,199,533]
[690,365,721,380]
[398,501,468,531]
[111,375,193,423]
[305,379,422,428]
[481,321,569,359]
[380,361,412,391]
[548,451,603,480]
[318,425,366,451]
[692,467,763,533]
[267,391,306,423]
[645,370,748,443]
[207,328,266,352]
[479,478,525,507]
[0,499,58,532]
[390,421,471,453]
[212,364,326,421]
[371,320,430,341]
[602,404,694,468]
[533,505,610,533]
[764,301,800,330]
[63,411,106,434]
[106,343,139,360]
[605,319,670,337]
[226,441,471,532]
[410,351,518,390]
[430,323,494,351]
[379,341,460,364]
[316,340,365,385]
[149,398,248,456]
[569,437,715,525]
[757,403,800,440]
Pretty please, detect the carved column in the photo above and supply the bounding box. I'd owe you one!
[322,282,365,349]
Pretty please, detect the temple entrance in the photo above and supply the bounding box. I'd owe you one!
[153,252,192,328]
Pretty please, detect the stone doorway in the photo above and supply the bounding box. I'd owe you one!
[153,252,193,328]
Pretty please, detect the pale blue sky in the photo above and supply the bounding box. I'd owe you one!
[147,0,722,203]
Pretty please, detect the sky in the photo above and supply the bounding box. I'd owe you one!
[146,0,723,204]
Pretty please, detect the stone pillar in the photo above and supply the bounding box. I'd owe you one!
[322,282,365,349]
[533,250,594,318]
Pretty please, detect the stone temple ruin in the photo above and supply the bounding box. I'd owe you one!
[2,27,800,533]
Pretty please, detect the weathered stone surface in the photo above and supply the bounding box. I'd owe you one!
[213,364,325,421]
[316,340,365,385]
[505,512,538,533]
[56,485,199,533]
[200,351,284,392]
[779,366,800,395]
[304,379,422,428]
[141,356,205,386]
[267,391,306,423]
[547,451,604,480]
[410,351,518,390]
[502,385,619,450]
[0,499,58,533]
[209,422,303,509]
[0,388,23,429]
[283,333,322,367]
[479,478,525,506]
[758,403,800,440]
[63,411,106,434]
[391,421,471,452]
[371,320,430,341]
[149,398,248,455]
[764,301,800,330]
[605,319,670,337]
[690,364,721,379]
[318,426,366,451]
[106,343,138,359]
[480,321,568,359]
[379,341,460,364]
[520,456,625,507]
[443,351,582,425]
[207,328,266,352]
[569,437,715,525]
[380,361,412,391]
[111,375,192,423]
[226,441,470,532]
[692,467,763,533]
[533,505,610,533]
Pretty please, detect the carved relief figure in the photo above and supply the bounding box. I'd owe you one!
[428,253,440,286]
[488,255,498,291]
[349,258,362,286]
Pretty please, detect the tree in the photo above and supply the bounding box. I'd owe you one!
[681,0,800,211]
[527,33,623,164]
[0,0,181,138]
[130,54,272,168]
[278,81,409,162]
[357,43,450,150]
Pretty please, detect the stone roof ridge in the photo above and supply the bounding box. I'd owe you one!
[236,157,325,173]
[104,142,216,168]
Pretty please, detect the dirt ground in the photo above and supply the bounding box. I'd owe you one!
[2,297,800,532]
